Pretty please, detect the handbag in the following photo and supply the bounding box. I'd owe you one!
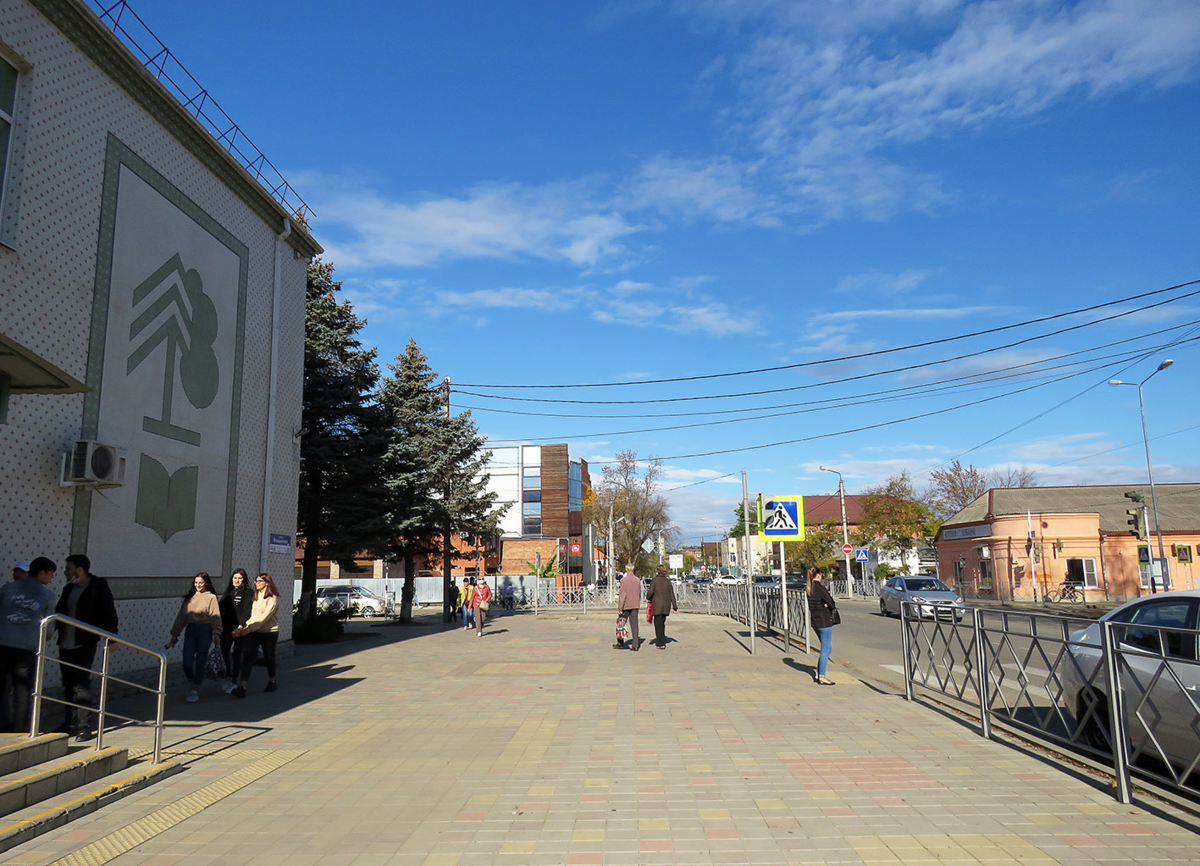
[479,600,490,611]
[831,608,842,626]
[204,645,227,680]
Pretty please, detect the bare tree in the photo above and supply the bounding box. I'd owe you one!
[989,465,1038,489]
[583,450,674,575]
[927,460,989,520]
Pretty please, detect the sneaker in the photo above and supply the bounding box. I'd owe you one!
[231,686,246,698]
[264,682,277,693]
[75,729,95,742]
[186,691,199,703]
[477,631,482,637]
[223,683,236,694]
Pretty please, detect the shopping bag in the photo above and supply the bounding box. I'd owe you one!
[204,645,228,680]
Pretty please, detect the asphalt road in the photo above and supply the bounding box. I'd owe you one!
[824,597,909,691]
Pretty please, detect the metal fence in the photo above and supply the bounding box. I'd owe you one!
[32,614,167,764]
[901,602,1200,803]
[707,585,812,654]
[828,577,882,598]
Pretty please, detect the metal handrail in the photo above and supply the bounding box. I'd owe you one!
[31,614,167,764]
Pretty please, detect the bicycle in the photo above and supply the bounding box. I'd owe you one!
[1044,582,1083,603]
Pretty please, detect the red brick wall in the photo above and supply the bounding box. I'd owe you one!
[499,538,560,575]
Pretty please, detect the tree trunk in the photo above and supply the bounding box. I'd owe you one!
[442,527,453,622]
[399,552,415,623]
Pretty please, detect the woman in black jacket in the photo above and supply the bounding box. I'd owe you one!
[219,569,254,694]
[806,567,837,685]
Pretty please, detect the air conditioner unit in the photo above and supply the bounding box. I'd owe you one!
[60,440,127,487]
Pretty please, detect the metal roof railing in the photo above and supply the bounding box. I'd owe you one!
[91,0,314,223]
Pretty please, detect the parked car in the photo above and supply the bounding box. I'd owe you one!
[878,576,965,620]
[752,574,781,589]
[714,574,744,585]
[315,585,391,617]
[784,576,807,591]
[1062,591,1200,773]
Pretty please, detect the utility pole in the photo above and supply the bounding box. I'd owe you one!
[442,377,453,622]
[742,470,755,655]
[607,501,614,605]
[820,466,853,599]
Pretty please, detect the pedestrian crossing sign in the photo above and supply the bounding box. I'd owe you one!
[757,496,805,541]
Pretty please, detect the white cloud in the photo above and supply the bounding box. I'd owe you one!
[306,176,643,269]
[834,268,941,295]
[811,305,1010,322]
[434,286,585,312]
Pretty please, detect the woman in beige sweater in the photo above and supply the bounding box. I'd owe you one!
[166,573,222,702]
[230,573,280,698]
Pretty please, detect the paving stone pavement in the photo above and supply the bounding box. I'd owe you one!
[6,609,1198,865]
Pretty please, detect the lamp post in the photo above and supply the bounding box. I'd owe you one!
[1109,359,1174,592]
[819,466,853,599]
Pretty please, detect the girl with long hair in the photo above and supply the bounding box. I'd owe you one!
[806,567,838,686]
[166,572,222,702]
[219,569,254,694]
[230,573,280,697]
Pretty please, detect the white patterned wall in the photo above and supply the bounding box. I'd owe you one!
[0,0,310,666]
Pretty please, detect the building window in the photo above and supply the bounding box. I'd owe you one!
[522,518,542,536]
[978,559,992,590]
[0,56,18,218]
[952,559,964,590]
[1065,558,1098,589]
[522,490,541,503]
[568,461,582,511]
[523,467,540,489]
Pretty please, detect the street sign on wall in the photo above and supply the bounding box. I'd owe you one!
[757,496,806,541]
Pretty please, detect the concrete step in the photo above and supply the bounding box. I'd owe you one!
[0,734,69,775]
[0,745,128,817]
[0,757,181,853]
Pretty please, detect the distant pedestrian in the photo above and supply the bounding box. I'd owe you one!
[0,557,57,732]
[219,569,254,694]
[503,581,514,611]
[645,564,678,650]
[807,567,837,686]
[166,573,222,703]
[615,564,641,651]
[471,577,492,637]
[460,578,475,630]
[55,554,118,741]
[230,573,279,697]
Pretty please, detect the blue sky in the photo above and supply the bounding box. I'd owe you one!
[141,0,1200,542]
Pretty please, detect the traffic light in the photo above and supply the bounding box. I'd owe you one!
[1126,508,1144,539]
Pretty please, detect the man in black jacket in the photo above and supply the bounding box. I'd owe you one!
[56,554,118,741]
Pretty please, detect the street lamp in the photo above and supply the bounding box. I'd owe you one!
[1109,359,1174,592]
[819,466,853,599]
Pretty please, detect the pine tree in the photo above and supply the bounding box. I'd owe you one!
[297,261,390,619]
[376,340,443,622]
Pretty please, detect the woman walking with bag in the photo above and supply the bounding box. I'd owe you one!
[471,577,492,637]
[230,573,280,697]
[166,573,222,703]
[219,569,253,694]
[807,567,838,685]
[645,564,678,650]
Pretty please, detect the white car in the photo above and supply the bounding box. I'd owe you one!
[878,576,966,621]
[1062,590,1199,777]
[714,574,744,586]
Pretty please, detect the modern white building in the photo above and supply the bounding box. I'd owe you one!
[0,0,321,675]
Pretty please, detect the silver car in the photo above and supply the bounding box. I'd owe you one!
[879,576,966,620]
[1062,591,1200,776]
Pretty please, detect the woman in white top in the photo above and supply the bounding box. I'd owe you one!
[230,573,280,698]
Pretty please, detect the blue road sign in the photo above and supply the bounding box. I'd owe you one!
[854,548,869,562]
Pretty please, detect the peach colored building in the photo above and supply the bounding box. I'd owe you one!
[936,484,1200,603]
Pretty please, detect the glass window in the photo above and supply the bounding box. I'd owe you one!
[1066,558,1098,588]
[523,473,540,490]
[978,559,992,589]
[0,57,17,213]
[522,490,540,503]
[522,502,541,517]
[1114,599,1197,659]
[522,518,542,536]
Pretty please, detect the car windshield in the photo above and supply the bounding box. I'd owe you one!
[903,578,951,592]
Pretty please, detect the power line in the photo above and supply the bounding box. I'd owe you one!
[454,279,1200,389]
[466,325,1200,421]
[455,297,1200,405]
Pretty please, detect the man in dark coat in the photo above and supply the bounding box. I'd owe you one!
[645,564,679,650]
[56,554,118,740]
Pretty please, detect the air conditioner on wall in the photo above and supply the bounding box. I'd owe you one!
[60,440,127,487]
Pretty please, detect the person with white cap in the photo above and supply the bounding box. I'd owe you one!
[11,561,30,582]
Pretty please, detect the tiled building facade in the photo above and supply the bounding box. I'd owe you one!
[0,0,320,676]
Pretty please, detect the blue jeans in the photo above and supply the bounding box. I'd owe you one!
[182,623,212,688]
[816,626,833,678]
[462,605,474,628]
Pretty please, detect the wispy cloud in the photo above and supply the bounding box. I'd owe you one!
[834,268,940,295]
[812,305,1009,322]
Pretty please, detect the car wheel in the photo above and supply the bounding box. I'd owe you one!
[1077,689,1112,752]
[879,599,890,618]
